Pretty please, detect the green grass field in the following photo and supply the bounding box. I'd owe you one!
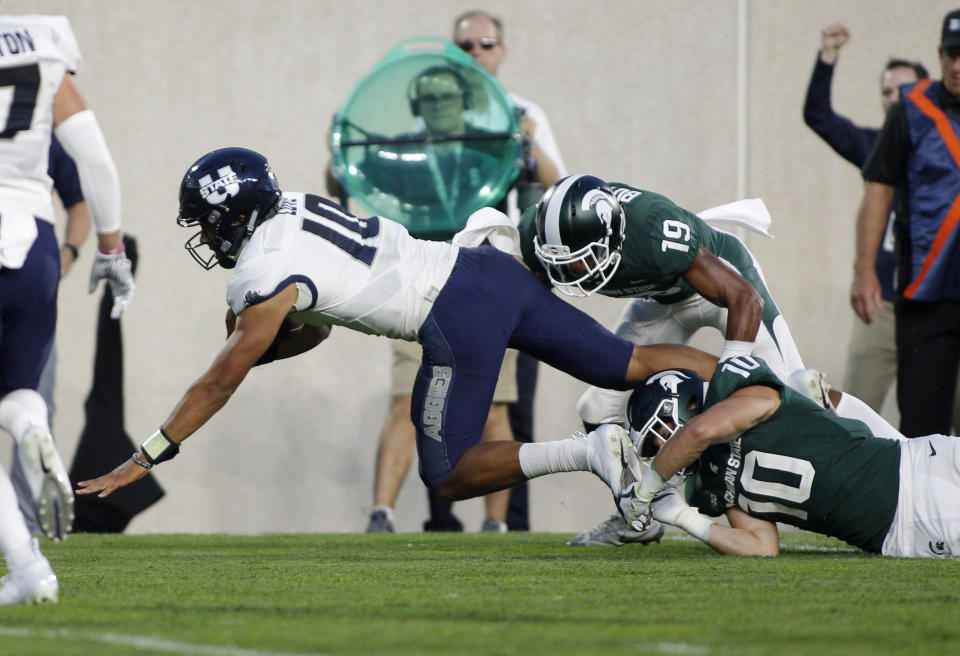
[1,530,958,656]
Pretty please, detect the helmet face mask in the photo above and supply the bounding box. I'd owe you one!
[626,369,706,476]
[533,238,621,297]
[177,147,282,270]
[533,174,625,297]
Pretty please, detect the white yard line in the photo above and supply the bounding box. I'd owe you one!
[0,625,709,656]
[0,626,322,656]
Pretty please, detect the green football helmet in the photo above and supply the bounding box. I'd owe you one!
[533,174,625,297]
[626,369,705,472]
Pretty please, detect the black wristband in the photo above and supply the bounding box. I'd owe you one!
[63,243,79,260]
[140,427,181,465]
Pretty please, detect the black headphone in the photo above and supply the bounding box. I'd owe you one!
[407,65,474,116]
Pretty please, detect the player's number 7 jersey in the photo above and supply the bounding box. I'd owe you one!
[0,15,80,223]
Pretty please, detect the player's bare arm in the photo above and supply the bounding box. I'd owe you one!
[851,182,895,324]
[710,507,781,556]
[627,344,718,385]
[225,308,331,364]
[651,385,781,480]
[682,247,763,342]
[77,284,299,497]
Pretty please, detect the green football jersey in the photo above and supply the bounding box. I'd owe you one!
[518,183,775,307]
[690,356,901,553]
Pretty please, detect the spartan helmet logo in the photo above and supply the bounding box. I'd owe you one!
[581,189,614,224]
[198,166,241,205]
[649,370,690,394]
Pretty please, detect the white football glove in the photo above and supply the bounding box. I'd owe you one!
[89,250,135,319]
[618,463,671,531]
[618,483,653,532]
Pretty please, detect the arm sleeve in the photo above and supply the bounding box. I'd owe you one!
[861,101,910,185]
[802,55,878,167]
[54,109,121,233]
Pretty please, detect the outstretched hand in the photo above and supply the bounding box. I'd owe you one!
[77,457,149,498]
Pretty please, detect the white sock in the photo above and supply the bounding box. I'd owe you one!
[519,436,590,479]
[0,463,34,565]
[372,506,394,521]
[835,392,906,441]
[0,389,50,443]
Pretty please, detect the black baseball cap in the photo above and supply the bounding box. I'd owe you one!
[941,9,960,50]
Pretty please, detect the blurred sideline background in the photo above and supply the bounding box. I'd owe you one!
[2,0,951,533]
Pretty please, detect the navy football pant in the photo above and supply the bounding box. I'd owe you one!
[412,247,633,490]
[0,219,58,396]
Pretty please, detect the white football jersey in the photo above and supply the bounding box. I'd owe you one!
[0,15,80,223]
[227,193,460,341]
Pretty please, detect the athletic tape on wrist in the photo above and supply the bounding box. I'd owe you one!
[636,466,667,503]
[677,507,714,542]
[720,340,753,361]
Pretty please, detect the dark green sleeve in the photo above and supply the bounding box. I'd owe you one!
[615,187,703,281]
[704,356,785,408]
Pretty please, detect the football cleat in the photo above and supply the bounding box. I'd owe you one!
[18,427,74,540]
[579,424,649,527]
[366,508,395,533]
[480,519,508,533]
[0,541,58,606]
[789,368,835,411]
[566,515,665,547]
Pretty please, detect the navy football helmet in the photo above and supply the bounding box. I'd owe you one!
[177,147,282,269]
[533,174,625,297]
[626,369,705,474]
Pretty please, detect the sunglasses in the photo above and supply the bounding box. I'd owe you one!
[457,37,498,52]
